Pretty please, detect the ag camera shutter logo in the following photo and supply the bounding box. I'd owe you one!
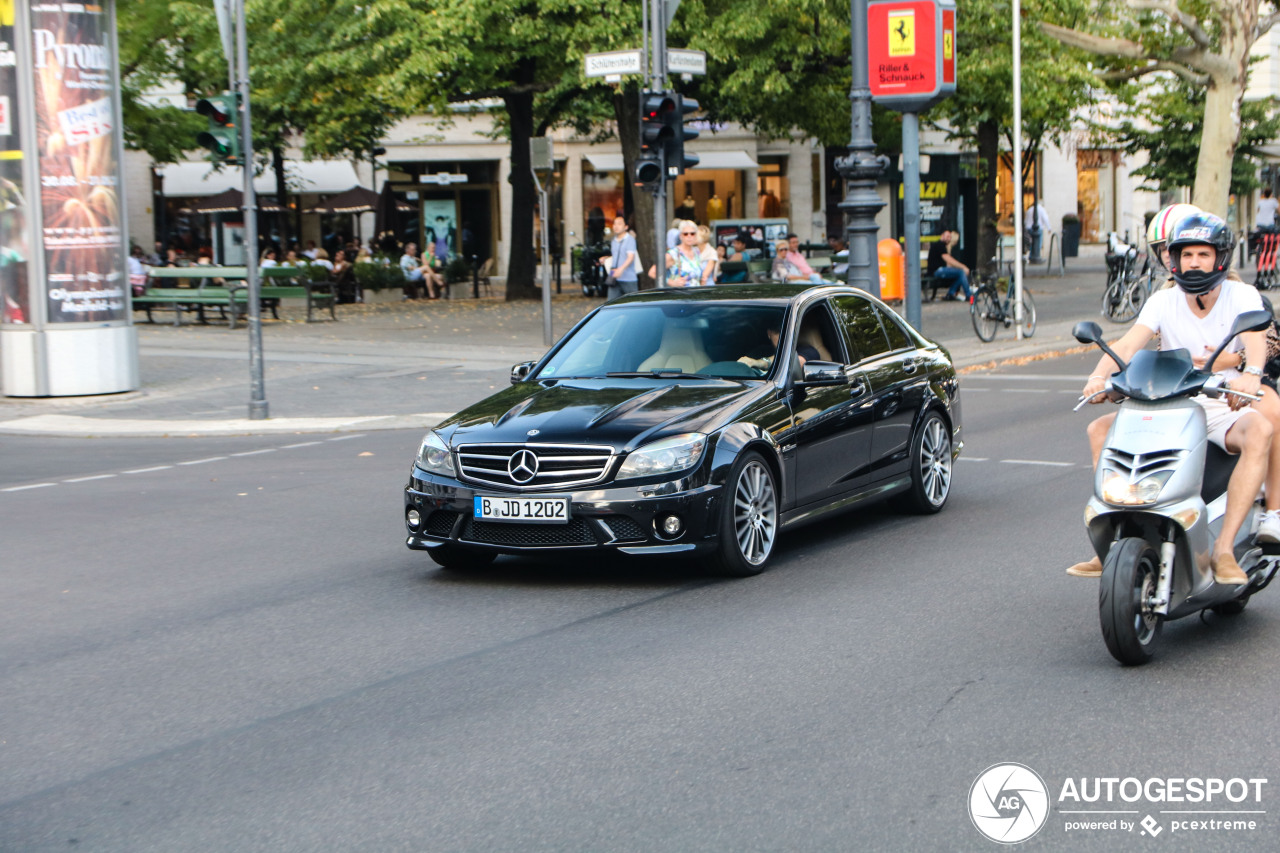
[969,763,1050,844]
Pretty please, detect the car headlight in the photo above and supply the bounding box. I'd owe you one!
[1101,470,1173,506]
[417,431,457,477]
[616,433,707,481]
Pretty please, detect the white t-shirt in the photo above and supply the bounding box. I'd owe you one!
[1258,196,1280,228]
[1135,279,1263,380]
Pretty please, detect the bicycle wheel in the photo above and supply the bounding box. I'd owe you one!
[1101,275,1126,321]
[1117,279,1147,323]
[1012,289,1037,337]
[971,287,1000,342]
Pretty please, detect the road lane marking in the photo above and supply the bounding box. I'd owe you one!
[63,474,117,483]
[1000,459,1075,467]
[2,482,57,492]
[178,457,227,466]
[958,457,989,462]
[230,448,276,457]
[1005,388,1050,393]
[281,441,323,449]
[327,434,367,441]
[123,466,174,474]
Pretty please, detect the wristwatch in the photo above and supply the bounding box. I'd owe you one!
[1243,365,1264,376]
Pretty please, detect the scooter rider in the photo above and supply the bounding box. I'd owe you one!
[1068,212,1280,584]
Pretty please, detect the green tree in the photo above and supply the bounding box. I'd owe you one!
[1042,0,1280,213]
[1106,82,1280,197]
[931,0,1095,273]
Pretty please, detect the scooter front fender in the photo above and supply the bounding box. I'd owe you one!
[1085,495,1215,600]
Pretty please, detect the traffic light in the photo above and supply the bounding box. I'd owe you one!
[664,94,699,176]
[635,90,673,190]
[195,95,241,165]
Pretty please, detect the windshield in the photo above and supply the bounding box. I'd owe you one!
[537,303,788,380]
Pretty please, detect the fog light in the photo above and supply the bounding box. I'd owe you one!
[407,508,421,529]
[660,514,683,536]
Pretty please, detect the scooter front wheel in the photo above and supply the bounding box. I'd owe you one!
[1099,537,1163,666]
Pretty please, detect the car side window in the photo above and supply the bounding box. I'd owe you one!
[796,302,847,364]
[831,294,891,363]
[876,307,912,351]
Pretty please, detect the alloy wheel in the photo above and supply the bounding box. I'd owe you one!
[733,460,777,566]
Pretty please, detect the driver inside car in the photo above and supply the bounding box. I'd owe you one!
[1068,213,1280,585]
[737,323,820,371]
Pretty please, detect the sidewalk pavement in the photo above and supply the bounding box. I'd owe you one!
[0,261,1115,438]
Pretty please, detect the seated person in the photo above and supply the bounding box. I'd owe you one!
[770,240,811,282]
[718,235,752,283]
[737,323,820,370]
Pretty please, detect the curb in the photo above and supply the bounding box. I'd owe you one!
[0,412,449,438]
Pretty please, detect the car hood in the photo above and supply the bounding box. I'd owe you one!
[438,377,763,449]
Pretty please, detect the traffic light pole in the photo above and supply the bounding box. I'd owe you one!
[234,0,267,419]
[650,0,666,286]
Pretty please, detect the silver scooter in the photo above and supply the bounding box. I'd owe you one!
[1073,311,1280,665]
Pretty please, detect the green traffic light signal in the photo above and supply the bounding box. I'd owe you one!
[195,95,241,164]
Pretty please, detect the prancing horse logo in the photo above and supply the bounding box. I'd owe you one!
[508,449,539,484]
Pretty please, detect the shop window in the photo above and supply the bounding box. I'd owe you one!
[757,155,788,219]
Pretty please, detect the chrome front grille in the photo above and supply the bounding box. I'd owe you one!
[455,443,615,491]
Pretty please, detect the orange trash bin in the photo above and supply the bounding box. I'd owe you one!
[878,239,904,301]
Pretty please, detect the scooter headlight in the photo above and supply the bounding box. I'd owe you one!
[1101,470,1173,506]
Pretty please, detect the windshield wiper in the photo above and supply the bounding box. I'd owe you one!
[605,369,716,379]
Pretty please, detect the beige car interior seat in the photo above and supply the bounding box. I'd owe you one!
[797,325,833,362]
[638,321,712,373]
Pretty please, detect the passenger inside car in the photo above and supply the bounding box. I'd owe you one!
[737,323,820,370]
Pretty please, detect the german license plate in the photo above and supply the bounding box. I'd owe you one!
[473,495,570,524]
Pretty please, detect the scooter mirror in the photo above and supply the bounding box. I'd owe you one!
[1072,321,1103,345]
[1232,309,1274,336]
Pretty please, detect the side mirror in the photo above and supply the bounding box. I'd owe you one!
[1205,309,1275,372]
[795,360,848,388]
[1072,320,1128,372]
[1072,321,1103,345]
[510,361,535,384]
[1232,309,1274,336]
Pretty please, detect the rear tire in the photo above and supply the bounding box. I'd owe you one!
[1212,594,1251,616]
[1014,289,1037,337]
[971,288,999,342]
[428,544,497,571]
[898,411,952,513]
[1099,537,1162,665]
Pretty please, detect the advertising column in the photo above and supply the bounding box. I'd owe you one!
[0,0,137,397]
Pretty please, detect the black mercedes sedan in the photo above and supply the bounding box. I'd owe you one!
[404,283,962,576]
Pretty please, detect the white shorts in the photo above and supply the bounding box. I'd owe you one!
[1197,395,1262,452]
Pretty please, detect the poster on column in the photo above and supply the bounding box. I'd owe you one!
[30,0,126,323]
[1,0,32,325]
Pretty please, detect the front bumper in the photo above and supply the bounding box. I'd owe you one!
[404,466,723,556]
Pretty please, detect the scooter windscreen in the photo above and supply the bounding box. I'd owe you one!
[1110,348,1210,401]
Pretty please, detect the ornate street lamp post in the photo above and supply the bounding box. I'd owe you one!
[836,0,889,298]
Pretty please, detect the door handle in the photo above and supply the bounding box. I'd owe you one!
[849,379,867,397]
[902,359,918,375]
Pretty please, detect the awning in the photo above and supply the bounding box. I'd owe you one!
[583,150,757,172]
[158,160,361,196]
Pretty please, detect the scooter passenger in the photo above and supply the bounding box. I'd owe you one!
[1068,212,1280,584]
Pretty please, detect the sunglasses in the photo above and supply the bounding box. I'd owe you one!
[681,231,697,236]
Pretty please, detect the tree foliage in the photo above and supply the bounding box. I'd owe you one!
[1041,0,1280,212]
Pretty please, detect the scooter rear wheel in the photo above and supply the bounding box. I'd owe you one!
[1099,537,1163,665]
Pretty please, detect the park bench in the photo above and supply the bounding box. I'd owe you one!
[135,266,336,327]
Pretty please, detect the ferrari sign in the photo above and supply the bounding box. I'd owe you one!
[868,0,955,112]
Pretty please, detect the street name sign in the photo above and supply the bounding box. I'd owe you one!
[867,0,955,112]
[420,173,468,185]
[667,48,706,76]
[584,50,643,78]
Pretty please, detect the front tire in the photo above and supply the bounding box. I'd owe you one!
[1099,537,1162,665]
[706,451,778,577]
[971,288,999,342]
[428,543,497,571]
[898,411,952,513]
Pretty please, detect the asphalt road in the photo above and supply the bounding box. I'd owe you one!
[2,354,1278,852]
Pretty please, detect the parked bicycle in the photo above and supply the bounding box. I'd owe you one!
[970,270,1036,342]
[1101,232,1151,323]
